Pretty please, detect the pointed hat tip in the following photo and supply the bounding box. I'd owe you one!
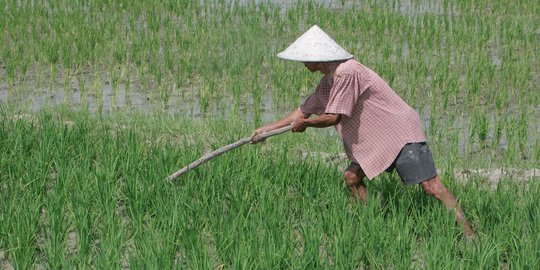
[277,25,353,62]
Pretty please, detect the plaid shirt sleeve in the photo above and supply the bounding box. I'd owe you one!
[325,73,365,117]
[299,92,324,116]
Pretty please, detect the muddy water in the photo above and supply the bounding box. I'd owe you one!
[0,70,278,123]
[1,0,538,152]
[231,0,449,15]
[1,66,537,155]
[0,58,537,156]
[0,0,517,116]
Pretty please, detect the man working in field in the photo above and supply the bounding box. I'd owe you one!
[251,25,475,239]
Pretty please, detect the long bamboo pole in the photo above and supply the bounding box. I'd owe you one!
[167,125,293,181]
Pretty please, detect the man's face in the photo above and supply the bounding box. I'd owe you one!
[303,62,320,73]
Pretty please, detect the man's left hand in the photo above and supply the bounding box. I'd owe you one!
[292,117,307,132]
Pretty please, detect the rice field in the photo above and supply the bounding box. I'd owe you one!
[0,0,539,268]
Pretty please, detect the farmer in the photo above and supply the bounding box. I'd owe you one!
[251,25,475,239]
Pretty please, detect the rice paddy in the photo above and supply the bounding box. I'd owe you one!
[0,0,539,268]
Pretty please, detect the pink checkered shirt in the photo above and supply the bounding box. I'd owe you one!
[300,59,426,179]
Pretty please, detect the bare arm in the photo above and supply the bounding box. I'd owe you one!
[251,109,308,143]
[292,113,341,132]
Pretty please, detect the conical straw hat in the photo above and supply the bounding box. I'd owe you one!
[277,25,353,62]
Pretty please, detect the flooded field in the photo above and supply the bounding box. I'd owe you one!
[0,71,537,156]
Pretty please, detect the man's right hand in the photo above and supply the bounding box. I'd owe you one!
[250,128,268,144]
[250,108,306,144]
[291,117,307,133]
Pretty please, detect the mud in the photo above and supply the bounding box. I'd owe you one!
[454,168,540,189]
[66,231,78,256]
[299,150,539,188]
[0,249,14,270]
[232,0,453,16]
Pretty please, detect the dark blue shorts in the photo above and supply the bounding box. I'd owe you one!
[385,142,438,185]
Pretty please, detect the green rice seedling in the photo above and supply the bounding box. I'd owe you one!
[470,107,490,148]
[91,76,104,114]
[251,77,264,127]
[61,70,72,105]
[110,64,121,94]
[0,108,538,267]
[516,109,529,155]
[78,74,88,110]
[158,80,172,110]
[198,80,211,116]
[491,112,504,150]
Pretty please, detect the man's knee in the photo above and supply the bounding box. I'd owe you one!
[343,170,360,187]
[421,177,444,197]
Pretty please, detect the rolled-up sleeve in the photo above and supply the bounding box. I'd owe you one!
[299,93,324,116]
[325,73,364,117]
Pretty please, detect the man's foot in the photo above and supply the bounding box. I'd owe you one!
[421,176,476,240]
[344,163,368,205]
[351,187,368,205]
[463,222,475,240]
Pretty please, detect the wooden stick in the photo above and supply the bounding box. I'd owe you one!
[167,125,293,181]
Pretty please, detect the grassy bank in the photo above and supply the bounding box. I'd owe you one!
[0,108,538,268]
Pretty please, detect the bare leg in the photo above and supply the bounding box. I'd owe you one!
[421,176,475,239]
[344,163,368,204]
